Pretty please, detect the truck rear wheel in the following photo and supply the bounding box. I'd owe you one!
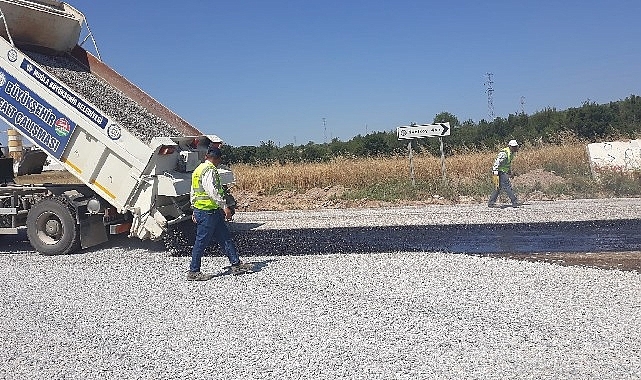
[27,198,80,255]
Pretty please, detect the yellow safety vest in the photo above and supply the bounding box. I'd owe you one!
[191,161,224,211]
[497,147,514,173]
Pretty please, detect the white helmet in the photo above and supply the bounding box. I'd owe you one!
[508,140,519,147]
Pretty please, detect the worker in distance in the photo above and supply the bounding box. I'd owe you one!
[488,139,520,208]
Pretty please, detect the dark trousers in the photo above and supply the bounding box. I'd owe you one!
[488,172,518,205]
[189,209,240,272]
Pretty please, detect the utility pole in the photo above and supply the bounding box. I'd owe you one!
[322,117,327,144]
[485,72,495,120]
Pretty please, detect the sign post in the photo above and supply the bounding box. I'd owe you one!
[439,137,446,181]
[407,141,415,186]
[397,122,450,184]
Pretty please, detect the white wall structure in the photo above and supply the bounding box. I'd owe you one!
[586,139,641,176]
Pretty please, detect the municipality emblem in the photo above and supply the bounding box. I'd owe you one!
[54,118,71,137]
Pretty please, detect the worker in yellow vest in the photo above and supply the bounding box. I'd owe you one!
[187,147,251,280]
[488,140,520,208]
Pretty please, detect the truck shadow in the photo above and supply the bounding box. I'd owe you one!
[0,229,33,253]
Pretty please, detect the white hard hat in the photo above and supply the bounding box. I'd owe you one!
[206,134,224,144]
[508,140,519,147]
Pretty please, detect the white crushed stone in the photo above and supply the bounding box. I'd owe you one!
[232,197,641,229]
[1,199,641,379]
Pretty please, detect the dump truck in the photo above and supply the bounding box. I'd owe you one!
[0,0,234,255]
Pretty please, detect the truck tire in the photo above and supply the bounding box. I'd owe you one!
[26,198,80,255]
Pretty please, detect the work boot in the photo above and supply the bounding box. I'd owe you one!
[186,271,214,281]
[230,262,254,275]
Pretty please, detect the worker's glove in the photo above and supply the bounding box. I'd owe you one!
[492,174,499,190]
[492,171,499,176]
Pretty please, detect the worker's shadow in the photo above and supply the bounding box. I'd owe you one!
[496,202,530,209]
[228,222,264,232]
[212,259,274,277]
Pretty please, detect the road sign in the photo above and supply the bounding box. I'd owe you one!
[397,122,450,140]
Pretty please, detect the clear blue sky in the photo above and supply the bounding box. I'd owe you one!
[2,0,640,147]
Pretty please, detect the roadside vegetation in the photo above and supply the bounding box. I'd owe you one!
[14,95,641,204]
[227,94,641,203]
[231,137,641,204]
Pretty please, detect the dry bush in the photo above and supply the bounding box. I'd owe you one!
[515,144,590,175]
[232,146,574,193]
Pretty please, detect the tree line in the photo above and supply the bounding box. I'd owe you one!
[220,94,641,164]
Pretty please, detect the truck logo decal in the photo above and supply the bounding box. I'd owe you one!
[54,118,71,137]
[0,69,75,159]
[7,49,17,62]
[20,59,108,129]
[107,123,121,140]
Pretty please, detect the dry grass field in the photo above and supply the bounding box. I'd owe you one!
[229,142,614,210]
[233,143,586,193]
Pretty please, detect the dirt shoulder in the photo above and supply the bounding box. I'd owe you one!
[485,252,641,273]
[231,168,584,212]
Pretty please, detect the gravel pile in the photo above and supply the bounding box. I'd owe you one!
[24,51,184,144]
[1,199,641,379]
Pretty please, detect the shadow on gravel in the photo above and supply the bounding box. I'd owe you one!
[85,233,168,254]
[0,228,169,255]
[212,259,274,278]
[4,219,640,272]
[230,219,641,256]
[0,229,32,253]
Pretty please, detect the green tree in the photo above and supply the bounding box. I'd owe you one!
[255,140,279,163]
[224,95,641,164]
[300,142,329,162]
[567,100,616,138]
[228,145,257,164]
[433,111,460,127]
[362,132,393,156]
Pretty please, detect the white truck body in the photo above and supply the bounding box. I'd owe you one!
[0,0,234,254]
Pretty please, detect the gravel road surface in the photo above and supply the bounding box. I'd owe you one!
[1,198,640,379]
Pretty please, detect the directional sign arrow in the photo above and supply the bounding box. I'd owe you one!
[440,123,450,136]
[397,122,450,140]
